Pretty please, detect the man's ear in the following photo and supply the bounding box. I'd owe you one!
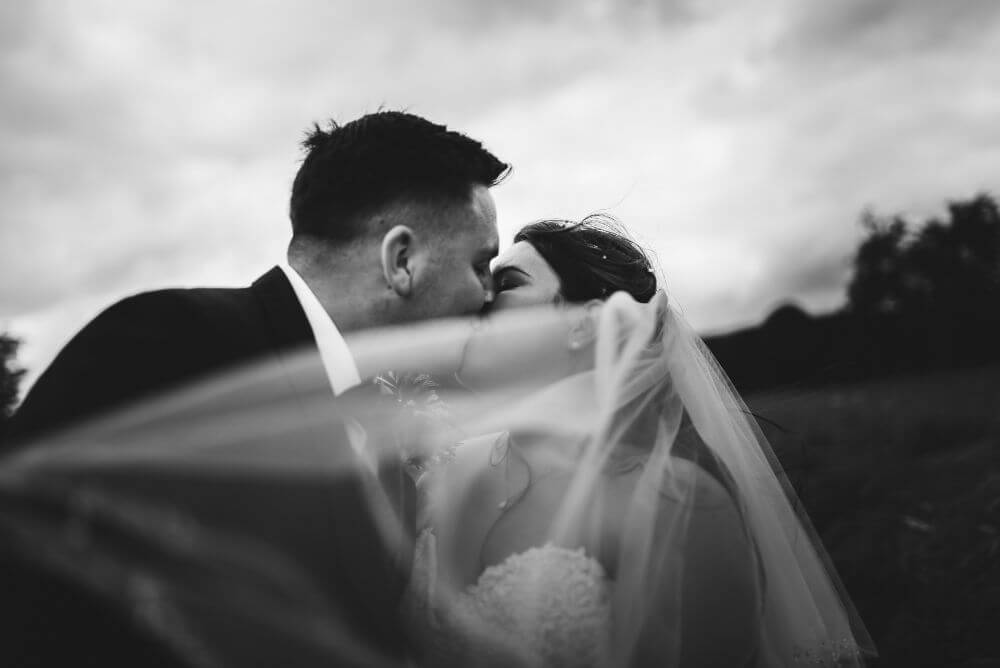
[381,225,416,297]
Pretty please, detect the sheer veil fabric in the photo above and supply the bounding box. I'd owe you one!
[403,291,874,666]
[0,291,874,667]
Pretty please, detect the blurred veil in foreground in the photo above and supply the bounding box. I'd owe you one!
[0,293,874,667]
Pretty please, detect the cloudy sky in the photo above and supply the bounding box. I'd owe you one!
[2,0,999,391]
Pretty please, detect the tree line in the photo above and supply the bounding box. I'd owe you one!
[0,333,24,434]
[706,192,1000,393]
[2,191,998,428]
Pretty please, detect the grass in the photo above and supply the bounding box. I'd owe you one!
[746,364,1000,667]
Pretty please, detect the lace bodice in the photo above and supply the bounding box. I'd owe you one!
[403,529,612,668]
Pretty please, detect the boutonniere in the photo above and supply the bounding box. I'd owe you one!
[373,371,458,475]
[374,371,449,419]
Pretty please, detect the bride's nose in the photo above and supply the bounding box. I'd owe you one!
[480,272,495,305]
[480,288,495,315]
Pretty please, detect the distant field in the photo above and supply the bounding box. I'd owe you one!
[747,364,1000,667]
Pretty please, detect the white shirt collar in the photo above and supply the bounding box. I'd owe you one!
[278,262,362,397]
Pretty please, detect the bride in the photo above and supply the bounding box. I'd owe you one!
[387,216,873,667]
[0,217,874,667]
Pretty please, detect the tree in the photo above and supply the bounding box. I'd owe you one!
[845,192,1000,370]
[847,193,1000,314]
[846,210,910,317]
[1,331,25,423]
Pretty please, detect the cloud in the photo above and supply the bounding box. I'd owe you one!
[2,0,999,391]
[777,0,1000,61]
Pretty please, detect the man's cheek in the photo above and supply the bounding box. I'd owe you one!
[455,284,481,314]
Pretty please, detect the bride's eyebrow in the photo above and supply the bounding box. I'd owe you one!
[493,265,531,279]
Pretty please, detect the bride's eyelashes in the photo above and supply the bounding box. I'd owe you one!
[494,275,517,293]
[492,267,527,292]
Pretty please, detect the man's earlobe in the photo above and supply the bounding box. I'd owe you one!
[381,225,415,297]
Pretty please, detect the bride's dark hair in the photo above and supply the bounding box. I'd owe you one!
[515,214,745,503]
[514,214,658,303]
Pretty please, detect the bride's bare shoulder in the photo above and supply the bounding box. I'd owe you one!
[667,456,740,511]
[605,454,737,512]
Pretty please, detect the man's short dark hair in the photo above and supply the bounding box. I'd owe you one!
[289,111,509,242]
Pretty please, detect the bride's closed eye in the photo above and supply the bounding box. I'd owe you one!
[493,267,528,292]
[490,244,561,309]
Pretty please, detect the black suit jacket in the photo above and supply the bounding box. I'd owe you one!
[1,268,415,667]
[9,267,319,442]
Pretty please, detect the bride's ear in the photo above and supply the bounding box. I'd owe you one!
[567,299,603,351]
[381,225,416,297]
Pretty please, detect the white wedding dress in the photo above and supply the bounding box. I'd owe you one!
[398,292,872,667]
[404,527,613,668]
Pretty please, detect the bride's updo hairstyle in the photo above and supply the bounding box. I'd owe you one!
[515,214,741,500]
[513,215,658,303]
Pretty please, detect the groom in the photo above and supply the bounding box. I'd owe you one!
[4,111,508,666]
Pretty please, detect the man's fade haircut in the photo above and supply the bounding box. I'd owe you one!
[290,111,509,242]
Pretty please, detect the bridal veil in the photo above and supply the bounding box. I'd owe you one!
[0,291,875,666]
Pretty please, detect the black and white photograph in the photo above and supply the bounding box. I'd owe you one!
[1,1,998,666]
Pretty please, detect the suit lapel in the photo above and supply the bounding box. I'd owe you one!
[252,267,416,651]
[249,265,416,652]
[250,266,315,354]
